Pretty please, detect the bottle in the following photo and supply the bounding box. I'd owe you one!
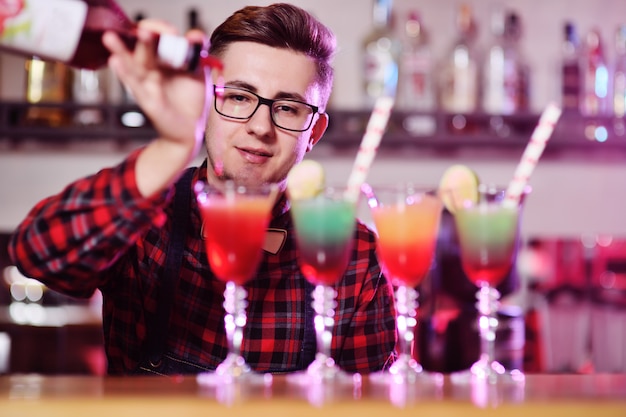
[439,3,480,113]
[72,67,108,125]
[580,28,610,116]
[397,10,435,112]
[187,7,206,32]
[23,58,73,126]
[482,9,530,114]
[613,25,626,119]
[362,0,401,105]
[0,0,207,72]
[561,22,582,112]
[118,12,147,129]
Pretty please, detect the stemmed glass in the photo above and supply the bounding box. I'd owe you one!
[363,183,444,385]
[287,185,359,386]
[450,184,526,384]
[194,180,277,386]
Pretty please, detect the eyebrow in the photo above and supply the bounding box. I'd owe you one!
[225,80,307,102]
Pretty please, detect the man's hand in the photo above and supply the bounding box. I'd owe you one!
[103,19,210,197]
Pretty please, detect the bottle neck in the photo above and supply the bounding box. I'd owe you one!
[404,13,427,44]
[372,0,393,29]
[616,26,626,57]
[156,34,203,72]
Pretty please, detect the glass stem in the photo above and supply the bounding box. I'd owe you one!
[223,282,248,358]
[395,285,419,364]
[312,285,337,361]
[476,285,500,365]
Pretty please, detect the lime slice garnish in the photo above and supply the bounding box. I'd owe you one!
[286,159,325,200]
[438,164,480,213]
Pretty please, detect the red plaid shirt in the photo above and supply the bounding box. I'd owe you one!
[9,150,396,374]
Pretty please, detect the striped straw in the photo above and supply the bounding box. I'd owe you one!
[504,102,562,206]
[345,95,395,203]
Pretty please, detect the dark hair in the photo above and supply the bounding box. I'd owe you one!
[209,3,336,109]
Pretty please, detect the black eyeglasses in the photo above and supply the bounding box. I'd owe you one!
[213,85,320,132]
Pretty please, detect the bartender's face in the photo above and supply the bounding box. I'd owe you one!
[204,41,328,190]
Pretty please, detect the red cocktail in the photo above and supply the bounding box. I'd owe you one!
[195,180,276,385]
[200,196,273,285]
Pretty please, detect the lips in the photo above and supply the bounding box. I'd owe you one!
[237,147,272,164]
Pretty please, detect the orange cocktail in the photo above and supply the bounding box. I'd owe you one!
[372,194,442,288]
[365,184,443,385]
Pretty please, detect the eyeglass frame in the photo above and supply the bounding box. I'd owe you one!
[212,85,321,132]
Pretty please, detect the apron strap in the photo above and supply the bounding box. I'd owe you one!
[144,168,194,369]
[300,279,317,369]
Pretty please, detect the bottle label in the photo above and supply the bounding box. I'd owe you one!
[157,33,192,70]
[0,0,87,62]
[363,47,398,103]
[399,49,435,111]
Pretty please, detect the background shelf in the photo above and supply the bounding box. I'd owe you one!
[1,101,625,157]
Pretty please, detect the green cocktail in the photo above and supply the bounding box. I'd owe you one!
[291,196,356,286]
[452,184,525,383]
[289,186,357,385]
[455,204,519,287]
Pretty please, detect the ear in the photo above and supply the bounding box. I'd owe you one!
[306,113,329,152]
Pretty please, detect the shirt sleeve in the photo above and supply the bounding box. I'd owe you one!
[8,148,172,298]
[334,222,397,373]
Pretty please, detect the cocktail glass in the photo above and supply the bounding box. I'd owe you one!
[451,184,526,384]
[287,185,359,386]
[363,183,444,385]
[194,180,276,386]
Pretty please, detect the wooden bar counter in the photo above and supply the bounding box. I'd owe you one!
[0,373,624,416]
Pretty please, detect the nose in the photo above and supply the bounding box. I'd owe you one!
[246,102,274,136]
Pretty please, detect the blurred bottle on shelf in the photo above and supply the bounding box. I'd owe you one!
[23,58,72,126]
[396,10,435,112]
[72,67,108,126]
[612,25,626,125]
[119,11,147,129]
[543,238,591,373]
[187,7,206,32]
[439,3,479,114]
[361,0,400,106]
[560,21,582,112]
[580,28,610,116]
[482,8,530,114]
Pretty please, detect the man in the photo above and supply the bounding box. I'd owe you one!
[9,3,396,375]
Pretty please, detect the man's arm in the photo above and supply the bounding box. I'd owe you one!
[8,150,171,297]
[9,20,211,296]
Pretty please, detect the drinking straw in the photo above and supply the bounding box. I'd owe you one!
[344,95,395,203]
[504,102,562,206]
[345,69,397,203]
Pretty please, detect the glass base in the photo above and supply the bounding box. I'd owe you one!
[451,362,526,408]
[370,356,444,386]
[384,376,445,407]
[286,353,358,386]
[450,358,525,385]
[196,353,271,386]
